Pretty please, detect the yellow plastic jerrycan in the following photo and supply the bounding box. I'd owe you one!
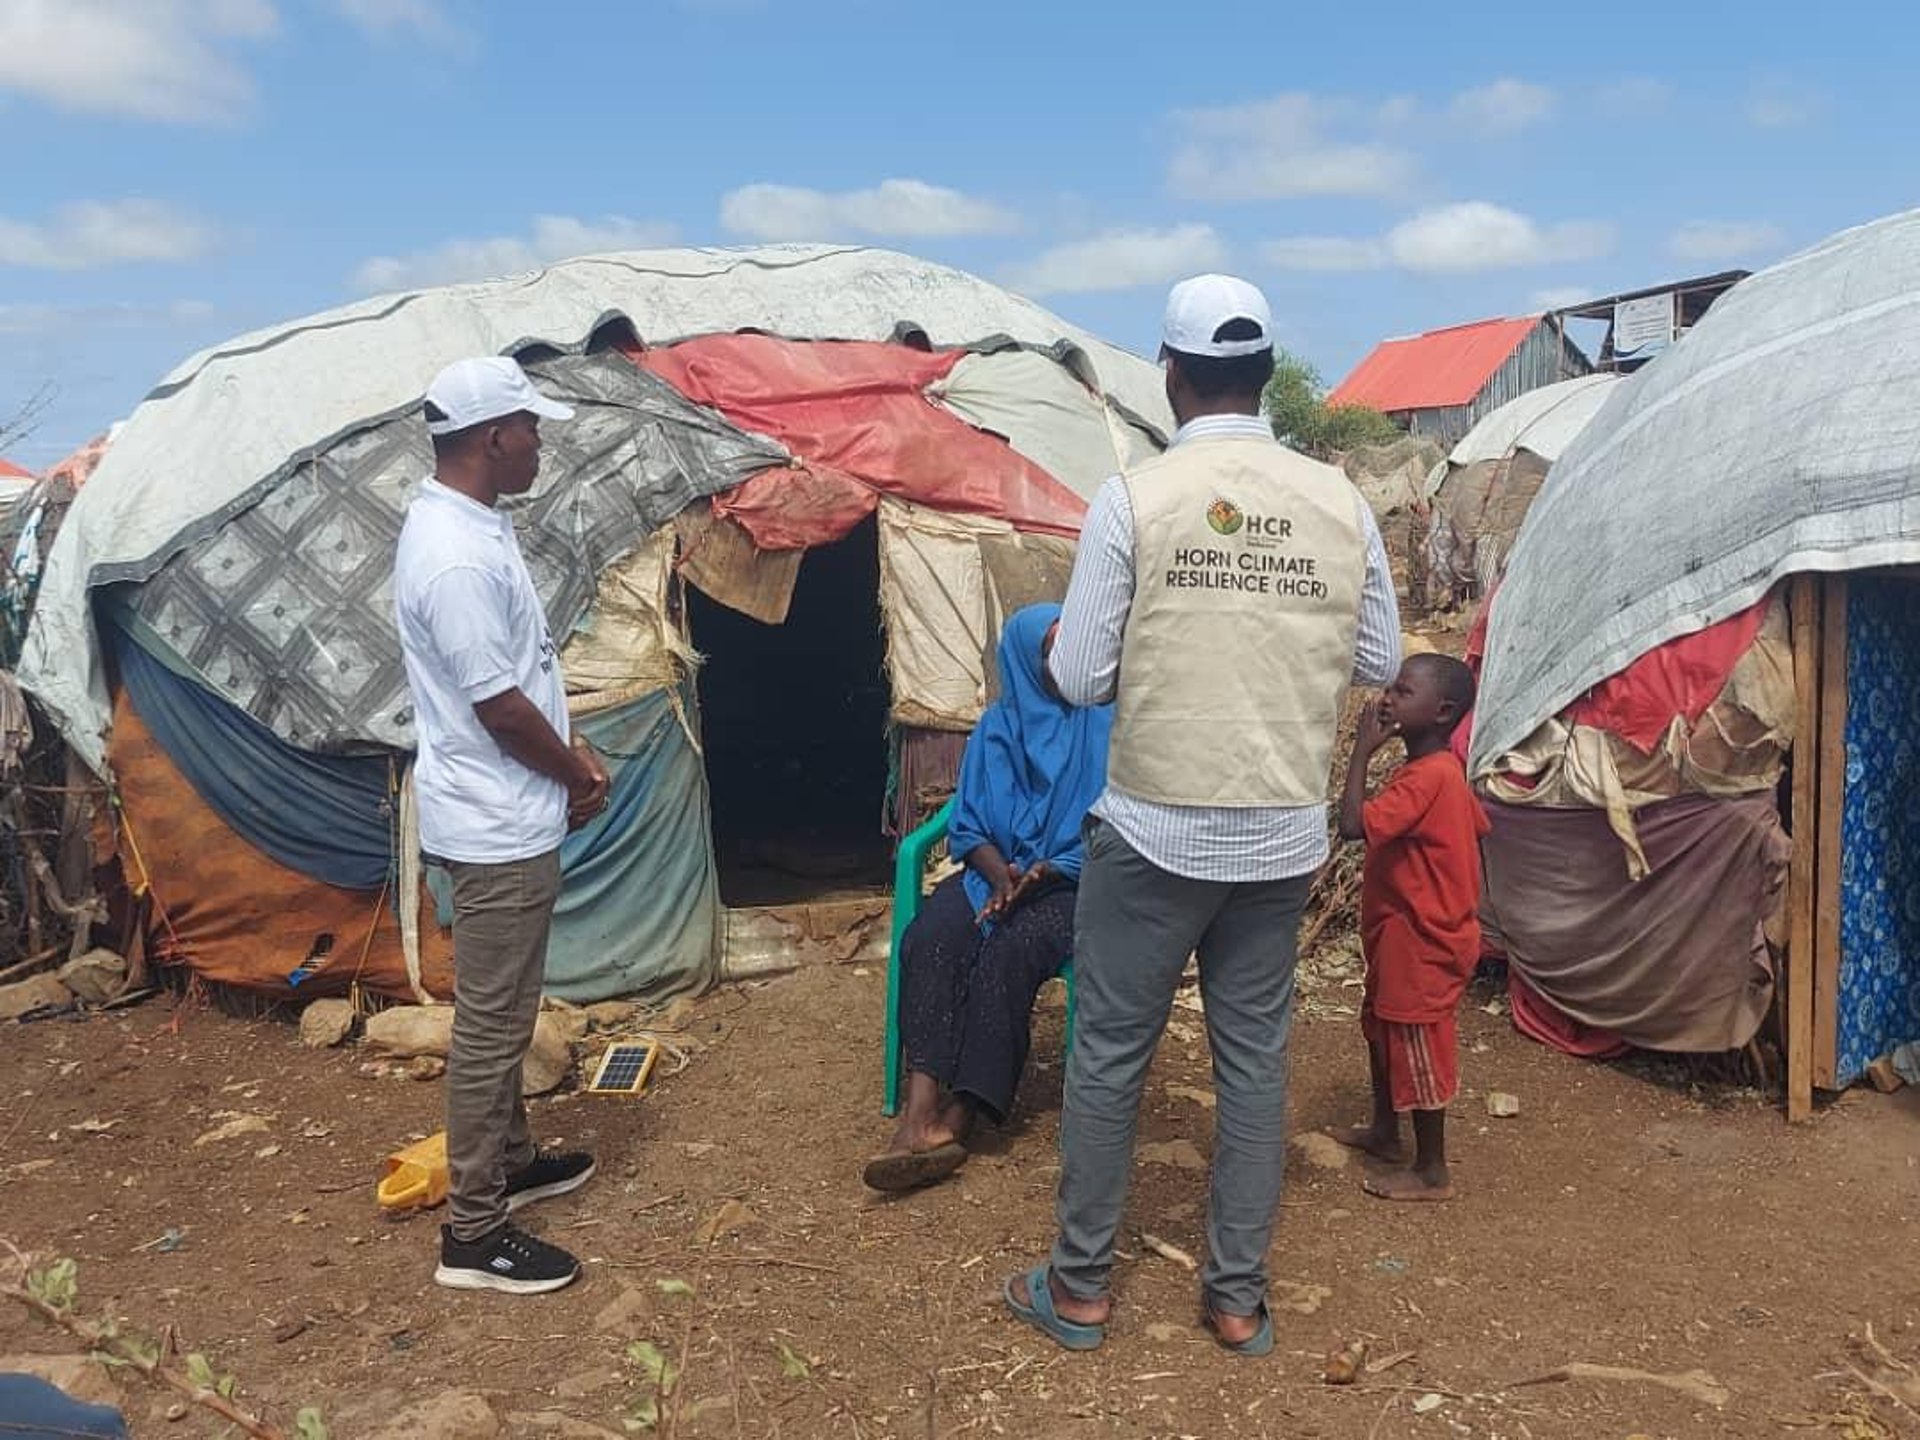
[378,1131,449,1212]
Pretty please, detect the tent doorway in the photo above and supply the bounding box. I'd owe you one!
[689,516,893,907]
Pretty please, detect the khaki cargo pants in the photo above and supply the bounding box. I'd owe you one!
[442,849,563,1243]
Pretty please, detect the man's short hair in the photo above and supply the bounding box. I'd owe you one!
[1407,652,1477,725]
[425,400,483,459]
[1167,318,1275,400]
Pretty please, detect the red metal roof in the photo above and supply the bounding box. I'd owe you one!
[0,458,30,480]
[1328,316,1541,412]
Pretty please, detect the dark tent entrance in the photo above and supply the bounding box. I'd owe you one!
[687,516,893,908]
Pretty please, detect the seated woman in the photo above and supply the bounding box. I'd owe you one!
[864,603,1112,1192]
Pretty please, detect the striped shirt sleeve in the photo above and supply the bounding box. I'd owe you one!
[1351,504,1403,688]
[1048,476,1134,707]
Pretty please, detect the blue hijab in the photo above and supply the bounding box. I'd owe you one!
[948,603,1113,923]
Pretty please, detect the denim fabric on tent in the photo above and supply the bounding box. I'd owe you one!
[426,685,720,1003]
[106,619,393,891]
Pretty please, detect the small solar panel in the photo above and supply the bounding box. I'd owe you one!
[587,1040,660,1095]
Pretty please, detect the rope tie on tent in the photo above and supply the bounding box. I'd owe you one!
[112,792,183,957]
[394,763,432,1004]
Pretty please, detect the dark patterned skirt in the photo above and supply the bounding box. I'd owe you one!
[899,871,1075,1123]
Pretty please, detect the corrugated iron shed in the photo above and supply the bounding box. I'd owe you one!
[1329,316,1540,411]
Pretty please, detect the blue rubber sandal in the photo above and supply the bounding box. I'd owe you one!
[1203,1300,1274,1357]
[1003,1265,1105,1351]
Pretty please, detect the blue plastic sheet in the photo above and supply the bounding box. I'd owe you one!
[422,687,719,1002]
[113,612,716,999]
[107,619,393,890]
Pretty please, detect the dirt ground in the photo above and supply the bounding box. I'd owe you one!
[5,956,1920,1440]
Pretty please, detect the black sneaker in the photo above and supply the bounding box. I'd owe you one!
[435,1222,581,1295]
[505,1149,596,1212]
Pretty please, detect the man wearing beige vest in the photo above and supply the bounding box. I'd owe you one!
[1003,275,1401,1354]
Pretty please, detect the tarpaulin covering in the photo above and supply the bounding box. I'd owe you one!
[559,527,692,704]
[710,462,878,551]
[122,353,780,754]
[635,335,1090,540]
[1478,595,1793,876]
[112,668,714,1002]
[1479,791,1785,1053]
[107,618,393,890]
[109,692,455,1001]
[546,688,718,1002]
[875,499,1077,731]
[1561,598,1771,751]
[23,244,1171,773]
[931,348,1160,501]
[1475,209,1920,772]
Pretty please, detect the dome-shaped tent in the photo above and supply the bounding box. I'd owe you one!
[1468,209,1920,1102]
[19,245,1172,1004]
[1423,373,1623,607]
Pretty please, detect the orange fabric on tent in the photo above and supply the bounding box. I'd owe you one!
[630,335,1088,543]
[109,693,454,1001]
[711,463,878,552]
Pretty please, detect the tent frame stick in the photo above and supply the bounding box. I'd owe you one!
[1812,575,1849,1091]
[1786,576,1820,1121]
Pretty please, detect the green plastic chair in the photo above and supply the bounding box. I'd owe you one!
[882,798,1076,1116]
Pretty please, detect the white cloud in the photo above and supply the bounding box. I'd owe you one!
[1385,203,1614,273]
[1262,203,1615,279]
[1261,237,1387,273]
[1003,225,1226,297]
[334,0,462,46]
[0,298,216,335]
[351,215,680,293]
[1531,286,1595,311]
[1746,78,1823,129]
[0,200,217,270]
[0,0,277,124]
[1668,220,1786,263]
[1595,76,1674,117]
[718,179,1017,241]
[1447,78,1556,135]
[1169,94,1414,202]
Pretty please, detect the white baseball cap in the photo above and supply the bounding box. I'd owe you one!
[424,356,574,436]
[1161,274,1274,358]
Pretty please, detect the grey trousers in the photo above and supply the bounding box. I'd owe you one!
[444,850,563,1243]
[1050,819,1311,1316]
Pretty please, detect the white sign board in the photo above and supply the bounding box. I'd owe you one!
[1613,293,1675,363]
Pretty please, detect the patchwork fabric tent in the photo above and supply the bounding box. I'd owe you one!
[1467,209,1920,1092]
[19,245,1172,1004]
[1422,374,1623,607]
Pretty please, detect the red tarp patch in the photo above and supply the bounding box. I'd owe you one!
[629,335,1088,547]
[1460,588,1770,760]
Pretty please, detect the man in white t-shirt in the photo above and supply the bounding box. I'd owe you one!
[394,356,611,1295]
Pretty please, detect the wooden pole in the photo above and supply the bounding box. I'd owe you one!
[1786,576,1820,1121]
[1813,575,1850,1090]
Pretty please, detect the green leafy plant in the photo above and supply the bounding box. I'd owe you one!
[184,1352,238,1400]
[1262,350,1402,460]
[25,1258,77,1313]
[294,1408,331,1440]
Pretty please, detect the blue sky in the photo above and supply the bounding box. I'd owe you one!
[1,0,1909,467]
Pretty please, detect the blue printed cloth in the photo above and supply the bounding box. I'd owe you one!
[1835,575,1920,1083]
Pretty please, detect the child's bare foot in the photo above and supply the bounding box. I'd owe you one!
[1362,1165,1453,1202]
[1327,1123,1403,1162]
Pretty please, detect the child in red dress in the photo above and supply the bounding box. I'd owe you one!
[1331,653,1488,1201]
